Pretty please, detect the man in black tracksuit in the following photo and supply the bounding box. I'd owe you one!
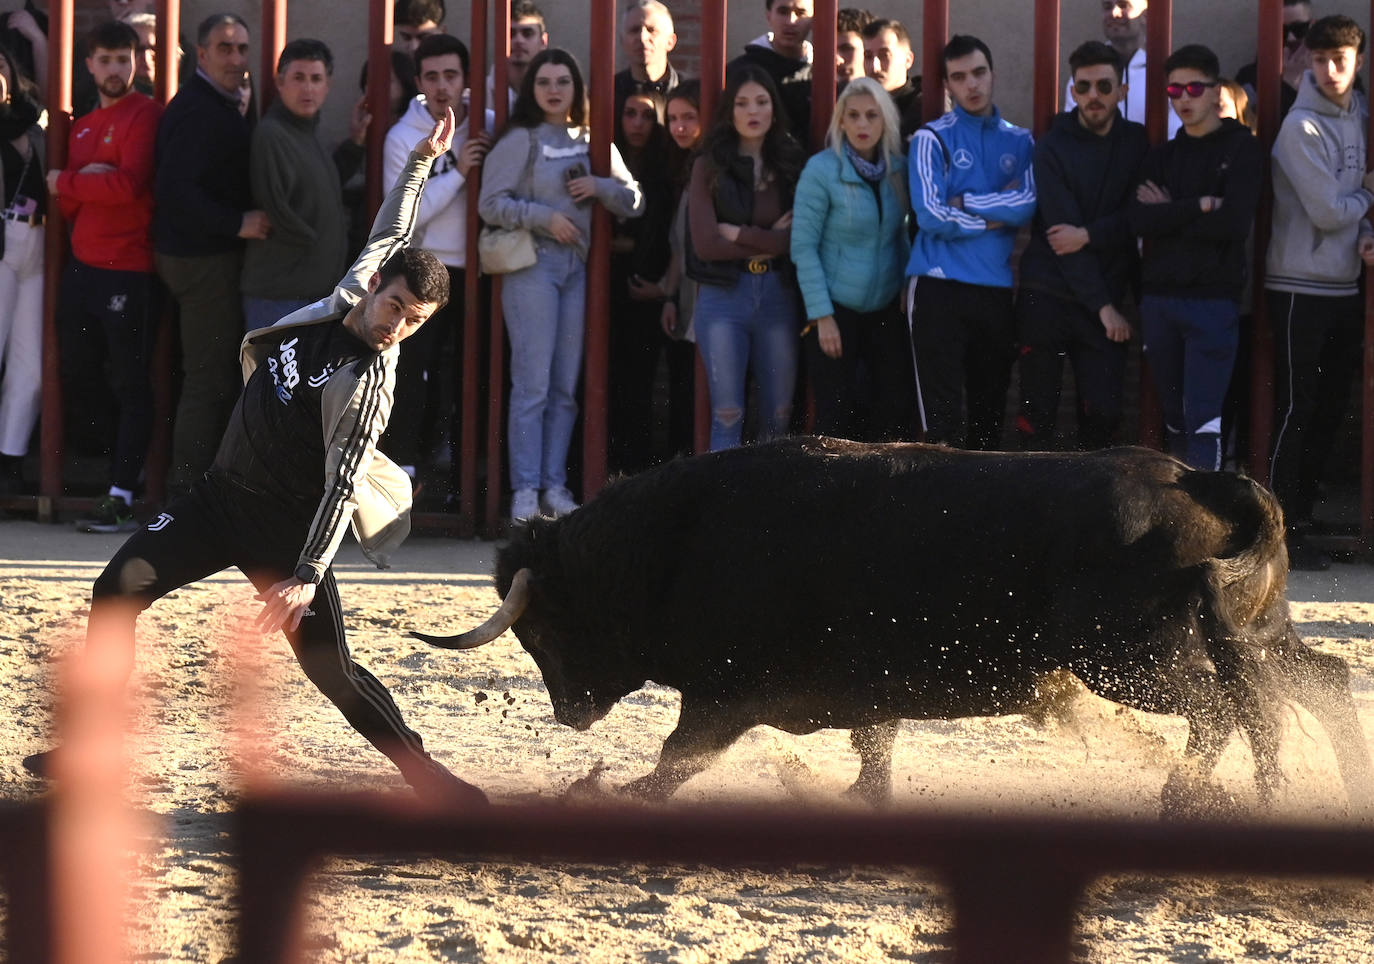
[24,111,486,807]
[727,0,814,145]
[1016,41,1149,451]
[1130,44,1263,471]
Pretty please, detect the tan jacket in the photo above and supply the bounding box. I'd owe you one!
[239,149,433,575]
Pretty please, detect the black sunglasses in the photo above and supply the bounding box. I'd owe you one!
[1165,80,1219,99]
[1285,20,1312,41]
[1073,78,1117,96]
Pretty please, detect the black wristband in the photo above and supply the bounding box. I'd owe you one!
[294,563,322,585]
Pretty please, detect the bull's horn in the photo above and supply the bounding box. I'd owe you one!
[411,568,533,650]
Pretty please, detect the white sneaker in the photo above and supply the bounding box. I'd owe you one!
[540,486,580,518]
[510,488,540,522]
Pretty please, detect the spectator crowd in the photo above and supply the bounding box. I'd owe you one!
[0,0,1369,572]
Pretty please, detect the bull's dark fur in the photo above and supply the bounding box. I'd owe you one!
[462,438,1374,810]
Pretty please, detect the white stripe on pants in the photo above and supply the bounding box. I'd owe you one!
[0,219,44,456]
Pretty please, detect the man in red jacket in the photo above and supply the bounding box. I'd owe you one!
[47,19,162,532]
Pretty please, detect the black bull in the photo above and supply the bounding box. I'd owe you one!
[415,438,1374,811]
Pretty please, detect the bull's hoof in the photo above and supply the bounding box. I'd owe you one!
[1160,770,1244,821]
[843,776,893,808]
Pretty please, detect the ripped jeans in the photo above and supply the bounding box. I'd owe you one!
[694,269,800,451]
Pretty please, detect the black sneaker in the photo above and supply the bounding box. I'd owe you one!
[407,759,489,807]
[22,747,57,778]
[76,495,137,533]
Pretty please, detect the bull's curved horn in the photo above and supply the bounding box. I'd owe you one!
[411,568,533,650]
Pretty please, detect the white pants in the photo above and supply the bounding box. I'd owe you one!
[0,218,44,456]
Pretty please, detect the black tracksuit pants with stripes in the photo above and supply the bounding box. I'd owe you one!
[1268,290,1363,527]
[89,471,437,786]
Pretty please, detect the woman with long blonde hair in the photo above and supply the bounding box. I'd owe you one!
[790,76,913,440]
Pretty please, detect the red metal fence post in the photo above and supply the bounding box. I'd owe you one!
[582,0,617,499]
[1136,0,1171,450]
[457,0,489,535]
[1247,0,1283,484]
[142,0,183,507]
[693,0,728,455]
[921,0,948,127]
[1032,0,1059,137]
[1364,0,1374,548]
[485,0,511,531]
[810,0,837,148]
[365,0,395,220]
[260,0,287,111]
[38,0,74,521]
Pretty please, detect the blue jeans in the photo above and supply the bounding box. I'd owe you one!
[694,270,800,451]
[243,296,314,332]
[502,241,586,491]
[1140,294,1239,471]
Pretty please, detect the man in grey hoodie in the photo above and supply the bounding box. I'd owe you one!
[1266,14,1374,570]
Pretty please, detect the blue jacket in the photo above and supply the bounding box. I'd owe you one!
[791,147,910,319]
[906,105,1036,288]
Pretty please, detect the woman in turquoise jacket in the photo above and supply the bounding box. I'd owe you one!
[790,76,914,441]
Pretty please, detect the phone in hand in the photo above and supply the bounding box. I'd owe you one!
[564,162,589,203]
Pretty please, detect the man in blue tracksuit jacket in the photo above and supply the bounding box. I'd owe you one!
[906,34,1035,450]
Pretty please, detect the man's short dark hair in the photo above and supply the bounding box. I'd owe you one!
[378,247,450,308]
[196,12,249,47]
[87,19,139,57]
[1164,43,1220,81]
[837,8,874,35]
[414,33,469,78]
[1069,40,1124,83]
[395,0,446,28]
[1306,15,1366,54]
[511,0,545,27]
[941,34,993,80]
[861,17,910,47]
[276,38,333,76]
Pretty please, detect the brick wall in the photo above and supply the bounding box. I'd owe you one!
[670,0,701,79]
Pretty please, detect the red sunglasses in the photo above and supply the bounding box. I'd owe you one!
[1166,80,1219,99]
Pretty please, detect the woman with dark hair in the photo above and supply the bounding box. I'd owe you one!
[479,48,642,521]
[608,88,676,472]
[687,64,805,451]
[0,41,43,494]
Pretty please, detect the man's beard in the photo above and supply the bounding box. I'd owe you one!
[99,76,131,100]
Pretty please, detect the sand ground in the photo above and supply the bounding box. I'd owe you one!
[2,520,1373,962]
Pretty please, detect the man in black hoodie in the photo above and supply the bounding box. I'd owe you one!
[727,0,813,145]
[1016,41,1148,450]
[1130,44,1263,472]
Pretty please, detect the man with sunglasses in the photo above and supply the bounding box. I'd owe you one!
[1129,44,1263,473]
[1016,41,1148,452]
[1064,0,1179,138]
[486,0,548,111]
[1237,0,1314,121]
[1266,14,1374,571]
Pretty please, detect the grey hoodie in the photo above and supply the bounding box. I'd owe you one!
[478,122,643,262]
[1266,71,1374,296]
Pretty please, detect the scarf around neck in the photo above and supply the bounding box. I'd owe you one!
[844,139,885,183]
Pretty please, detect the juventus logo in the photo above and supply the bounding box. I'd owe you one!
[147,512,174,532]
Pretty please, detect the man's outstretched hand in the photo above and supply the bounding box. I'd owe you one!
[255,577,317,635]
[415,106,456,159]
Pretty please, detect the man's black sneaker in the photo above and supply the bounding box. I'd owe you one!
[76,495,138,533]
[22,748,57,778]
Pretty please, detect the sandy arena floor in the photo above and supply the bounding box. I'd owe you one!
[2,519,1373,962]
